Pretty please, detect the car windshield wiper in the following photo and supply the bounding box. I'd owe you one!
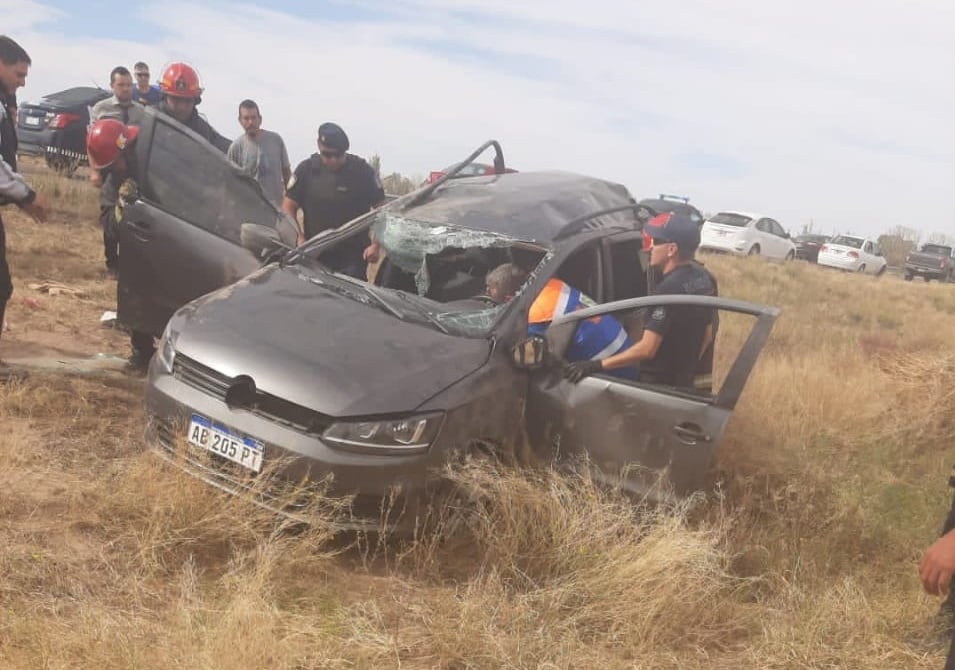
[383,290,451,334]
[326,273,409,320]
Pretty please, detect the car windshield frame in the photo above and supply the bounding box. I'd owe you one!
[829,235,863,248]
[707,213,752,227]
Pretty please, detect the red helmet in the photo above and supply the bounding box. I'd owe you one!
[159,62,203,99]
[86,118,139,169]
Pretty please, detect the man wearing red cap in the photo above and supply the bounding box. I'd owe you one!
[564,212,718,387]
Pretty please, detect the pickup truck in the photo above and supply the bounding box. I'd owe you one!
[904,243,955,282]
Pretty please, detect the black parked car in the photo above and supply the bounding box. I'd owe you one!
[793,233,830,262]
[113,118,779,528]
[16,86,110,176]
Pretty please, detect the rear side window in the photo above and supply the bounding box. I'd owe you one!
[708,213,751,227]
[608,239,647,301]
[145,121,278,243]
[831,235,863,248]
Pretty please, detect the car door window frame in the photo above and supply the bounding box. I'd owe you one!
[544,294,780,410]
[139,116,280,245]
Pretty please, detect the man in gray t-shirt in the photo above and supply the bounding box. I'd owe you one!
[226,99,290,207]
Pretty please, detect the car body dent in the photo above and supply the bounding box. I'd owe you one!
[134,139,779,522]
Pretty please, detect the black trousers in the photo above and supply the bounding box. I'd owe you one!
[0,213,12,340]
[99,204,120,270]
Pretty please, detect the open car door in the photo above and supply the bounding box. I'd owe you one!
[524,294,779,499]
[117,110,294,337]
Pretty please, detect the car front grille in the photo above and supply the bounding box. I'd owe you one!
[172,354,333,435]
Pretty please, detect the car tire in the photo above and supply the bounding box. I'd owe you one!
[748,245,760,256]
[857,264,866,273]
[785,250,795,261]
[875,265,886,277]
[904,272,914,281]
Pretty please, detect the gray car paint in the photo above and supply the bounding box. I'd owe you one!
[127,131,779,524]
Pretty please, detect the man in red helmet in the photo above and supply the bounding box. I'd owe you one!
[157,62,229,153]
[86,118,154,372]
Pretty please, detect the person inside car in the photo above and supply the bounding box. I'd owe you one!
[485,263,637,380]
[564,212,717,387]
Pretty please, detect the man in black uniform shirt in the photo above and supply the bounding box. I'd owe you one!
[565,212,717,386]
[282,122,384,279]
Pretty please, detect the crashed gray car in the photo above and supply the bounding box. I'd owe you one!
[126,137,779,525]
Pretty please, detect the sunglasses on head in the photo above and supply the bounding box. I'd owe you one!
[135,72,150,77]
[320,149,343,159]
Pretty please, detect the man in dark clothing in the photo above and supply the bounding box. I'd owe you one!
[121,62,229,373]
[564,212,717,387]
[282,122,384,279]
[0,36,49,380]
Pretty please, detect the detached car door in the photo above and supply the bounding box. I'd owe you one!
[118,113,287,337]
[525,294,779,498]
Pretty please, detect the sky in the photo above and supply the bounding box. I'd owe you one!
[1,0,953,238]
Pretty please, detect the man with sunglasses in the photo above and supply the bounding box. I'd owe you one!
[131,62,161,107]
[283,122,384,279]
[564,212,718,388]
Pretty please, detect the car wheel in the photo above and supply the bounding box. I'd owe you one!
[856,264,866,273]
[785,250,795,261]
[748,245,760,256]
[904,272,913,281]
[875,265,886,277]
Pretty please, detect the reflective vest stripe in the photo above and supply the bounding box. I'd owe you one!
[590,325,628,361]
[553,282,573,320]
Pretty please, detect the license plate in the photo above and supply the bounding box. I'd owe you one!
[25,117,40,126]
[187,413,264,472]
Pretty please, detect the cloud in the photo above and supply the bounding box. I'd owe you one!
[2,0,953,237]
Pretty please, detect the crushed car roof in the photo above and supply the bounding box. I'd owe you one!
[403,171,642,245]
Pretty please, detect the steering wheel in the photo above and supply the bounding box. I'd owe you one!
[470,294,499,305]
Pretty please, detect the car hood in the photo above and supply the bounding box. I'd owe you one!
[171,265,492,417]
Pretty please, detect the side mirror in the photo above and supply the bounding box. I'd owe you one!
[240,223,290,261]
[511,336,548,369]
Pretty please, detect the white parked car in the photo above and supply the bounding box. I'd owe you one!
[699,211,796,260]
[816,235,887,275]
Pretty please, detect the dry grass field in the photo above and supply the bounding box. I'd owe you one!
[1,163,954,668]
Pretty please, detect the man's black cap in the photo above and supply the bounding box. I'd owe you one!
[645,212,701,251]
[318,122,349,152]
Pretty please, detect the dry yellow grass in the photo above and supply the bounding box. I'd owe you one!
[1,167,954,668]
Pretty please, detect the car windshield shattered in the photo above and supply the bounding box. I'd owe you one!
[307,211,547,337]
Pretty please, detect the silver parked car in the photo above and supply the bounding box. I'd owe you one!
[122,136,780,527]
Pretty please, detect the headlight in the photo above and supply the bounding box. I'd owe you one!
[157,324,180,374]
[323,412,444,455]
